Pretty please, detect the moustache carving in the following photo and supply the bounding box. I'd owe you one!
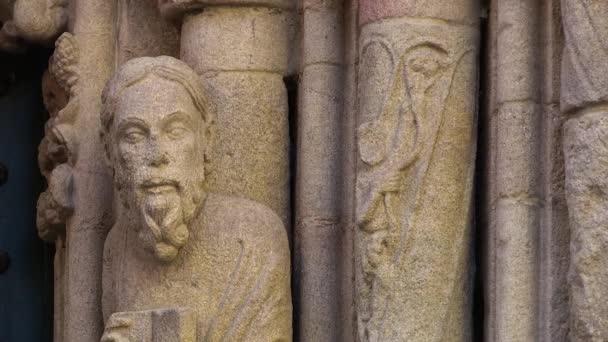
[140,177,180,194]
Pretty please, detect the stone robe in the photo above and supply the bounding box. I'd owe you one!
[102,193,292,341]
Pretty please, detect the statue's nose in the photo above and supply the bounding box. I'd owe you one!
[147,138,170,167]
[149,152,170,167]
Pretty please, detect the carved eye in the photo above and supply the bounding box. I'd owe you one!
[122,127,146,144]
[165,123,190,140]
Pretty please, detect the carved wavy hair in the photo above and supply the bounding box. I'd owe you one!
[100,56,214,163]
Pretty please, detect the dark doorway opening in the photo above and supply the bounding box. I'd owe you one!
[0,46,54,342]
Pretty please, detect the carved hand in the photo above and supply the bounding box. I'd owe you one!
[101,312,137,342]
[101,307,196,342]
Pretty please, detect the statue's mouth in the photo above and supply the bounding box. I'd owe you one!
[141,178,178,194]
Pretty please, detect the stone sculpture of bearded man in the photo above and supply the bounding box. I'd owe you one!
[99,56,291,341]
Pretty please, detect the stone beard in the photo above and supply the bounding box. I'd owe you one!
[114,148,205,262]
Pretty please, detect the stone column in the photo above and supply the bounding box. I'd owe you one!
[340,0,358,340]
[115,0,179,64]
[561,0,608,340]
[159,0,294,225]
[539,1,569,340]
[491,2,541,341]
[354,1,479,340]
[64,1,116,341]
[295,0,343,340]
[35,1,115,340]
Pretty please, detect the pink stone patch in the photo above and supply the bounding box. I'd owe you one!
[303,0,341,9]
[359,0,406,25]
[303,0,323,6]
[359,0,477,26]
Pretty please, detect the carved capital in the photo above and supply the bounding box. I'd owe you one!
[0,0,67,49]
[158,0,294,20]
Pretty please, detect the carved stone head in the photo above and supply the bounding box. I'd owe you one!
[101,56,212,262]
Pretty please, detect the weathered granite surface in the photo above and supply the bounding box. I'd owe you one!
[355,1,479,340]
[562,2,608,340]
[6,0,605,341]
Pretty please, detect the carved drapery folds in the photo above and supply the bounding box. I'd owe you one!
[355,2,479,340]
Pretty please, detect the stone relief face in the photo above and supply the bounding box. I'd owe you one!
[110,75,206,262]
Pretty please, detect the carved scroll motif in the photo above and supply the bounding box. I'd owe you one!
[356,32,474,341]
[37,32,78,241]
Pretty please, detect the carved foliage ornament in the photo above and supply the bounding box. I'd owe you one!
[37,32,78,241]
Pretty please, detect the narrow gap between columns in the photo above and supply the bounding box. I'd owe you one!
[283,74,300,342]
[473,2,490,341]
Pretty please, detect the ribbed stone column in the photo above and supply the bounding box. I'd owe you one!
[561,0,608,340]
[295,0,343,340]
[491,2,541,341]
[159,0,294,225]
[354,1,479,340]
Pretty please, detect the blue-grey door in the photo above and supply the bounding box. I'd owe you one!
[0,49,53,342]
